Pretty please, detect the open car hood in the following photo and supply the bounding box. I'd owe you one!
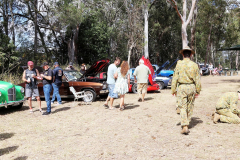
[81,59,110,78]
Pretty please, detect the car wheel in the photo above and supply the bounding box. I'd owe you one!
[15,102,23,109]
[156,81,165,90]
[132,83,138,94]
[83,89,96,102]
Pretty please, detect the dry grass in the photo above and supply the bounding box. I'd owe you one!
[1,75,240,159]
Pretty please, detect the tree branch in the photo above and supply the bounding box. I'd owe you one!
[167,0,183,23]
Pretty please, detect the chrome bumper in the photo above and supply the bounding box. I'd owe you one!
[0,99,26,108]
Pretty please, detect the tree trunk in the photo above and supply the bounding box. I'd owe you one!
[128,43,134,66]
[3,0,8,36]
[236,51,239,70]
[34,0,38,64]
[68,25,80,64]
[144,5,149,59]
[9,0,15,45]
[204,24,212,66]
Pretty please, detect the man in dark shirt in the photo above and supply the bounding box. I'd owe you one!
[40,62,53,115]
[51,62,63,105]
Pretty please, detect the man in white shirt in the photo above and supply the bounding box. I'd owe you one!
[103,57,121,109]
[134,59,151,102]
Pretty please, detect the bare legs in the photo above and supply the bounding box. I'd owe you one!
[109,97,114,109]
[104,96,111,106]
[27,96,42,111]
[119,94,125,110]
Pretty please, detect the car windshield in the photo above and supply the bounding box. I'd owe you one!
[64,71,82,81]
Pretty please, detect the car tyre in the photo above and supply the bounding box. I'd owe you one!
[83,89,96,102]
[132,83,138,94]
[156,81,165,90]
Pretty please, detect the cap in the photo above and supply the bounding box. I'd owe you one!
[41,62,49,67]
[54,62,59,65]
[27,61,34,66]
[179,46,195,54]
[69,62,73,66]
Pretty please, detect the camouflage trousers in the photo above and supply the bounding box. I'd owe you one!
[177,84,196,126]
[216,109,240,124]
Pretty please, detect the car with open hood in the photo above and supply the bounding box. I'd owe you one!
[0,81,25,109]
[19,59,110,102]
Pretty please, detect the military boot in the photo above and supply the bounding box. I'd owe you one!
[181,126,189,135]
[213,112,220,124]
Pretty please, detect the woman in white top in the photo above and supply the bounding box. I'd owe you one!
[208,63,213,75]
[113,61,130,111]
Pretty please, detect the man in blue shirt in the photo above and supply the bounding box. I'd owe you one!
[51,62,63,105]
[103,57,121,109]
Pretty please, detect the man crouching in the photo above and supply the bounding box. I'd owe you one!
[213,91,240,124]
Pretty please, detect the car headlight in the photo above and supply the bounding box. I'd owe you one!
[20,88,25,93]
[102,83,107,89]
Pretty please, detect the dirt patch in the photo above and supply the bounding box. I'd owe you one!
[1,75,240,159]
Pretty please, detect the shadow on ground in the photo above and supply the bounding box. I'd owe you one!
[221,79,240,83]
[0,133,15,141]
[0,146,18,156]
[13,156,28,160]
[125,104,140,110]
[144,97,154,101]
[176,117,203,129]
[52,107,71,114]
[189,117,203,129]
[0,106,29,115]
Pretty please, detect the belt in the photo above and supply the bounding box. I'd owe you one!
[178,83,194,85]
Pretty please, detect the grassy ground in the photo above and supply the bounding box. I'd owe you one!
[1,75,240,159]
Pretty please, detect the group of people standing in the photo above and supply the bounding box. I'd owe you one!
[22,61,63,115]
[103,57,151,111]
[208,63,223,76]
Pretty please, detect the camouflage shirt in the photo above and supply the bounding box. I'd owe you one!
[216,92,240,114]
[171,58,201,94]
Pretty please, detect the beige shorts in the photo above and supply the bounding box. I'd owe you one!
[137,83,148,94]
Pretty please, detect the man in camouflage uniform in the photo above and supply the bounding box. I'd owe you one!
[212,92,240,124]
[171,46,201,135]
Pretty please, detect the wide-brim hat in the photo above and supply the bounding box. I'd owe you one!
[179,46,195,54]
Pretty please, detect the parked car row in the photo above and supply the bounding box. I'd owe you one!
[0,59,175,108]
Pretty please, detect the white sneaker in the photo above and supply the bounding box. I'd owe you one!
[56,102,62,106]
[51,102,54,105]
[39,109,43,113]
[29,109,33,113]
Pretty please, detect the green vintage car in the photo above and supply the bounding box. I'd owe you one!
[0,81,25,109]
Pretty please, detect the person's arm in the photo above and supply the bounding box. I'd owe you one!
[133,68,137,83]
[22,70,28,82]
[127,74,130,86]
[171,62,179,95]
[52,70,56,82]
[230,96,240,114]
[114,70,118,79]
[194,65,201,95]
[41,70,52,80]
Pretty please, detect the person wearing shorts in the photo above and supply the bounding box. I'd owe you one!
[134,59,151,102]
[103,57,121,110]
[22,61,42,113]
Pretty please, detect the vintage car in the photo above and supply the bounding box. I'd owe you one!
[19,59,110,102]
[0,81,25,109]
[128,68,159,93]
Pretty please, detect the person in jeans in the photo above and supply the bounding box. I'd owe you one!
[51,62,63,105]
[40,62,53,115]
[134,59,151,102]
[22,61,42,113]
[103,57,121,109]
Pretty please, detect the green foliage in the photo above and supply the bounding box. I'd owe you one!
[77,14,111,64]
